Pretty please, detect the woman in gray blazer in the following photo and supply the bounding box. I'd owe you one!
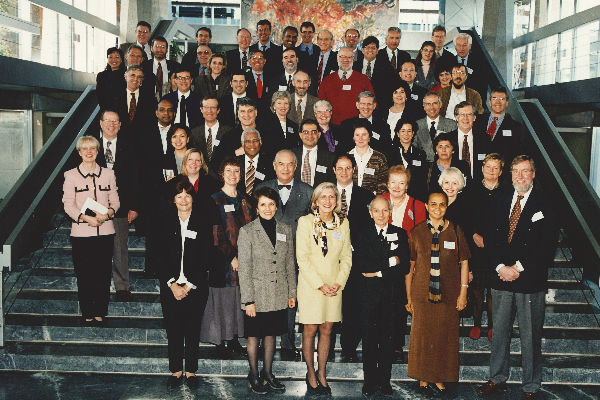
[238,186,297,394]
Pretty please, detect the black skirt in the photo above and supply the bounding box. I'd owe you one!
[244,308,288,338]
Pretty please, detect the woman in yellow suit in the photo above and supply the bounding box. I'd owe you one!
[296,182,352,395]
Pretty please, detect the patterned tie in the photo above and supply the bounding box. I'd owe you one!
[508,195,524,243]
[462,133,471,169]
[301,149,312,184]
[460,57,465,65]
[487,116,498,139]
[365,61,372,79]
[242,51,248,69]
[429,121,437,140]
[245,159,255,195]
[287,74,293,91]
[105,141,114,165]
[316,54,324,86]
[391,51,397,71]
[296,98,303,124]
[179,95,187,126]
[340,188,348,218]
[199,66,205,76]
[156,62,163,98]
[256,73,263,99]
[128,92,136,121]
[341,71,347,82]
[206,127,213,161]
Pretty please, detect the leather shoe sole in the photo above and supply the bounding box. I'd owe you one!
[477,380,507,395]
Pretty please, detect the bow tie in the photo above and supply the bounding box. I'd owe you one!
[278,184,292,190]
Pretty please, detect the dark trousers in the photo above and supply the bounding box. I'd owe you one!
[340,272,362,353]
[162,286,209,373]
[360,276,399,386]
[71,235,114,318]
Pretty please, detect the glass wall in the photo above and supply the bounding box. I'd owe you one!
[171,1,241,26]
[398,0,440,33]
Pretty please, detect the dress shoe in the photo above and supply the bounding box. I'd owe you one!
[469,326,482,340]
[416,383,433,396]
[477,380,507,395]
[115,290,132,302]
[215,343,231,359]
[393,350,404,364]
[82,318,94,327]
[167,374,183,388]
[380,383,393,396]
[428,383,447,396]
[92,317,106,328]
[248,373,268,394]
[488,328,493,341]
[341,350,358,362]
[316,370,331,394]
[185,375,199,389]
[227,339,247,356]
[362,383,377,397]
[522,391,540,400]
[305,373,320,395]
[260,370,285,391]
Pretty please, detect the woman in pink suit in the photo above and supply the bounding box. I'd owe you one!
[62,135,120,326]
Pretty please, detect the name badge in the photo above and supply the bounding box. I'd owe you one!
[332,232,342,240]
[185,230,197,239]
[386,233,398,241]
[342,84,352,91]
[478,153,486,160]
[532,211,544,222]
[316,165,327,173]
[163,169,175,181]
[411,94,419,100]
[213,139,220,146]
[444,241,456,249]
[364,167,375,175]
[503,130,512,136]
[106,162,114,170]
[278,85,287,91]
[215,84,219,91]
[335,140,339,145]
[254,171,265,180]
[287,127,294,133]
[408,209,414,220]
[412,160,421,166]
[388,256,397,266]
[224,204,235,212]
[372,131,380,140]
[276,232,286,242]
[466,67,473,74]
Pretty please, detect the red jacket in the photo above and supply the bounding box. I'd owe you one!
[381,192,426,236]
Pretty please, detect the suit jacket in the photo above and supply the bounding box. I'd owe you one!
[161,91,203,129]
[414,116,458,162]
[260,112,300,154]
[447,128,491,182]
[181,45,199,70]
[217,94,238,126]
[96,68,126,110]
[349,148,389,195]
[487,185,558,293]
[314,50,338,89]
[386,143,429,203]
[236,152,275,194]
[356,223,410,278]
[249,41,283,79]
[193,73,232,101]
[474,112,527,174]
[270,71,318,97]
[439,85,485,117]
[292,145,336,187]
[190,121,233,173]
[238,218,296,311]
[296,43,321,75]
[352,57,396,109]
[245,70,274,113]
[376,48,411,76]
[408,83,428,107]
[225,48,252,74]
[317,124,343,154]
[435,48,455,71]
[255,179,313,238]
[141,59,180,99]
[345,184,375,253]
[287,93,318,125]
[115,87,157,134]
[415,63,439,90]
[340,116,392,158]
[372,105,423,156]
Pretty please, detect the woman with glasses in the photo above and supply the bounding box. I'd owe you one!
[415,41,439,90]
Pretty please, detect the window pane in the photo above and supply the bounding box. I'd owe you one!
[561,0,575,18]
[58,14,71,69]
[574,20,600,80]
[547,0,561,24]
[558,29,574,82]
[576,0,600,12]
[534,34,558,85]
[514,0,534,38]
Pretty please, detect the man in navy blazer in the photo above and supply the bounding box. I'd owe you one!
[141,36,180,100]
[478,155,558,400]
[249,19,283,79]
[116,65,157,135]
[161,67,202,129]
[292,119,336,187]
[314,30,338,91]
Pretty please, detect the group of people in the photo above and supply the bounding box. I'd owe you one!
[60,18,558,400]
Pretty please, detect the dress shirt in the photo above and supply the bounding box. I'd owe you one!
[427,116,441,133]
[205,121,219,151]
[158,123,170,154]
[239,48,249,64]
[385,47,397,63]
[244,153,260,175]
[457,53,471,65]
[294,94,307,116]
[137,41,151,60]
[338,69,353,80]
[298,43,316,55]
[301,145,318,186]
[285,71,295,87]
[349,146,373,187]
[487,113,506,138]
[251,71,264,85]
[361,58,376,75]
[495,187,533,273]
[279,120,287,137]
[126,88,140,113]
[277,179,294,204]
[153,59,168,83]
[391,195,409,228]
[166,216,197,289]
[258,41,271,51]
[457,129,474,176]
[445,87,467,120]
[231,92,247,117]
[337,183,353,211]
[101,136,117,167]
[374,223,390,277]
[174,90,191,124]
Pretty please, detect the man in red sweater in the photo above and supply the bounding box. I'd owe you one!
[318,47,374,125]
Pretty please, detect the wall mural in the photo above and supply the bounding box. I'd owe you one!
[241,0,399,48]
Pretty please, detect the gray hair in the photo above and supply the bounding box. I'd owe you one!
[367,195,392,211]
[423,91,442,104]
[314,99,332,113]
[454,33,473,45]
[76,135,100,152]
[387,27,402,35]
[438,166,466,191]
[511,154,536,173]
[274,149,297,165]
[317,30,334,41]
[310,182,341,213]
[338,46,354,54]
[293,69,311,82]
[270,91,291,113]
[357,91,375,103]
[126,44,144,55]
[240,128,262,144]
[126,64,143,74]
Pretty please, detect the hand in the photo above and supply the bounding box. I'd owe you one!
[234,147,245,156]
[245,303,256,317]
[469,271,474,283]
[83,215,102,227]
[170,284,187,301]
[498,265,520,282]
[473,233,485,248]
[362,272,378,278]
[127,210,139,224]
[405,301,414,314]
[330,283,341,296]
[231,257,239,272]
[95,213,109,223]
[288,298,296,308]
[456,293,467,311]
[319,284,332,296]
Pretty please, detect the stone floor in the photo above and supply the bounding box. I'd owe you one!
[0,371,598,400]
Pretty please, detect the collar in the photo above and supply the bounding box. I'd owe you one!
[513,185,533,204]
[127,88,140,96]
[158,122,171,131]
[337,182,353,191]
[258,41,271,50]
[245,153,259,164]
[239,47,249,54]
[178,90,191,99]
[206,120,219,131]
[459,128,473,137]
[426,116,440,125]
[153,58,165,67]
[77,163,102,178]
[386,47,396,58]
[232,91,247,100]
[302,145,317,153]
[277,178,294,187]
[376,223,389,235]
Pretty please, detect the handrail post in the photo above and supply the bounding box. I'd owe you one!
[1,267,4,348]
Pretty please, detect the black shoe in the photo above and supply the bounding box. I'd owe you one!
[185,375,199,389]
[428,383,447,396]
[82,318,94,327]
[260,371,285,391]
[248,373,268,394]
[167,375,183,388]
[227,339,247,356]
[380,383,393,396]
[393,350,404,364]
[417,383,433,396]
[316,370,331,395]
[341,350,358,362]
[305,373,320,396]
[92,318,106,327]
[115,290,132,302]
[362,383,377,397]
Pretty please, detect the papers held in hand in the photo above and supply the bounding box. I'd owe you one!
[80,197,108,217]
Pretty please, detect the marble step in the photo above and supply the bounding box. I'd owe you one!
[43,230,146,248]
[27,248,146,269]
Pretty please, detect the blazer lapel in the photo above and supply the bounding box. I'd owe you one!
[254,219,275,250]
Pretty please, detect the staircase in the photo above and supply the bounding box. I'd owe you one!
[1,216,599,385]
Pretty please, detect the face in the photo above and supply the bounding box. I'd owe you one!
[282,50,298,71]
[490,91,509,115]
[356,96,376,118]
[243,131,262,157]
[257,23,271,44]
[334,157,355,186]
[370,198,391,227]
[392,87,407,106]
[423,95,441,119]
[299,123,320,148]
[171,128,189,150]
[400,63,417,84]
[282,29,298,49]
[300,26,314,45]
[316,32,332,51]
[338,48,354,71]
[273,98,290,117]
[317,188,337,214]
[455,36,471,58]
[170,73,177,89]
[292,71,310,96]
[126,48,143,66]
[107,51,122,70]
[362,42,378,62]
[174,190,193,212]
[209,56,225,76]
[135,25,150,45]
[196,29,211,45]
[397,123,414,145]
[315,105,332,126]
[176,71,192,93]
[78,142,98,162]
[249,52,266,72]
[432,30,446,50]
[511,160,535,193]
[99,111,121,140]
[436,140,454,161]
[353,127,370,148]
[237,29,251,50]
[222,164,241,186]
[257,196,277,220]
[185,152,203,175]
[238,105,257,126]
[456,105,476,132]
[386,30,401,51]
[344,29,359,48]
[387,173,408,198]
[231,74,248,95]
[438,70,452,86]
[201,98,219,123]
[151,40,167,60]
[442,178,460,198]
[125,68,144,91]
[426,193,448,220]
[156,101,175,126]
[483,159,502,182]
[451,66,467,86]
[197,45,212,65]
[273,151,297,184]
[420,45,435,62]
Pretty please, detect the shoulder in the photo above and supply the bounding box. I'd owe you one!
[64,168,79,180]
[371,149,386,161]
[256,178,276,190]
[298,214,314,226]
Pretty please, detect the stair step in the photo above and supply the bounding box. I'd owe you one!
[27,249,145,269]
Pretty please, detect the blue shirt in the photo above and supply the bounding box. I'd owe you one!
[486,113,506,138]
[299,43,315,56]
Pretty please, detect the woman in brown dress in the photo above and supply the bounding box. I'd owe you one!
[405,191,470,396]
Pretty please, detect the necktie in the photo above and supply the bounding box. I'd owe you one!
[242,51,248,69]
[462,133,471,169]
[105,141,114,165]
[323,129,335,152]
[316,54,324,86]
[245,159,255,195]
[206,127,213,161]
[429,121,437,140]
[278,184,291,190]
[128,92,136,121]
[296,98,303,124]
[340,188,348,218]
[287,74,292,91]
[179,95,187,126]
[341,71,347,82]
[261,45,266,52]
[301,149,312,184]
[508,194,524,243]
[156,62,163,98]
[378,228,385,242]
[391,51,397,70]
[256,73,263,99]
[487,116,498,139]
[460,57,465,65]
[365,61,372,79]
[199,65,205,76]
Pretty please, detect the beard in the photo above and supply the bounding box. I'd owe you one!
[513,181,533,193]
[452,80,464,89]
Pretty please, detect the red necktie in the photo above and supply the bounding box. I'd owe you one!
[256,73,263,99]
[128,92,137,121]
[487,116,498,139]
[156,62,163,98]
[316,54,324,86]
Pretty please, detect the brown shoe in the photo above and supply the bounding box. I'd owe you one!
[522,392,540,400]
[477,380,507,395]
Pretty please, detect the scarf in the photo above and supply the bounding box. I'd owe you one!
[427,219,444,303]
[312,211,342,256]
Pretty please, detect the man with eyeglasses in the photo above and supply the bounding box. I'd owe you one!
[161,67,202,128]
[343,28,361,62]
[353,36,397,109]
[291,119,335,187]
[288,70,318,124]
[181,27,212,70]
[448,33,492,101]
[191,96,232,174]
[116,65,156,132]
[191,44,213,79]
[399,60,428,110]
[431,25,454,65]
[439,63,484,120]
[249,19,283,79]
[119,21,152,60]
[414,92,457,162]
[236,128,274,195]
[142,36,180,101]
[226,28,252,73]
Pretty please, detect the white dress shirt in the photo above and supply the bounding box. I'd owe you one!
[387,110,403,140]
[174,90,191,124]
[245,153,260,176]
[165,216,197,289]
[277,179,294,204]
[361,58,376,75]
[445,87,467,120]
[338,69,353,80]
[349,147,373,187]
[301,145,318,186]
[158,123,170,154]
[101,136,117,168]
[495,187,533,273]
[457,129,474,176]
[386,47,397,63]
[205,121,219,152]
[426,116,441,135]
[137,41,151,60]
[232,92,247,117]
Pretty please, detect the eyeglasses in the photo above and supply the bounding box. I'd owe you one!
[136,29,149,34]
[456,112,474,118]
[452,71,466,76]
[301,130,319,135]
[345,34,359,38]
[201,106,218,110]
[177,76,192,81]
[511,168,533,176]
[250,56,265,60]
[491,96,507,101]
[338,55,353,60]
[197,50,211,55]
[153,44,167,49]
[315,110,331,114]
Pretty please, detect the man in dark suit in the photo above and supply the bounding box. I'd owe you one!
[96,110,140,302]
[219,72,249,126]
[249,19,283,80]
[477,155,558,400]
[431,25,455,71]
[236,128,274,195]
[297,21,321,75]
[449,33,493,102]
[226,28,252,73]
[415,92,458,161]
[288,70,318,124]
[161,67,203,129]
[292,119,335,187]
[189,44,212,79]
[142,36,180,100]
[343,28,362,62]
[400,60,428,108]
[190,96,232,174]
[357,196,409,396]
[332,154,375,361]
[119,21,151,60]
[314,30,338,91]
[377,27,410,76]
[181,27,212,70]
[116,65,157,135]
[256,149,314,359]
[353,36,396,109]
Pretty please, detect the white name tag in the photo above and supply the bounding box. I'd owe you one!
[287,127,294,133]
[386,233,398,241]
[276,232,287,242]
[278,85,287,91]
[185,230,197,239]
[408,209,414,219]
[106,162,114,170]
[478,153,486,160]
[372,131,380,140]
[213,139,220,146]
[316,165,327,173]
[412,160,421,166]
[332,232,342,240]
[411,94,419,100]
[364,167,375,175]
[342,84,351,91]
[215,84,219,91]
[254,171,265,180]
[532,211,544,222]
[388,256,397,266]
[163,169,175,181]
[466,67,473,74]
[224,204,235,212]
[444,241,456,249]
[503,130,512,136]
[335,140,339,145]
